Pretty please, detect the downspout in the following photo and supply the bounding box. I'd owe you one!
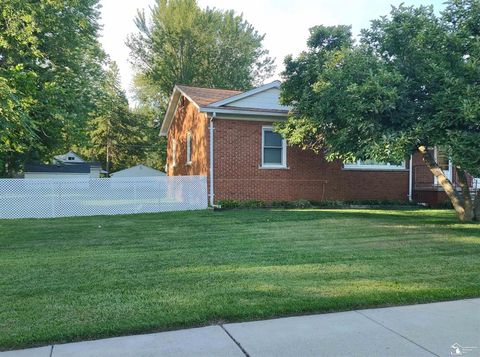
[209,113,216,206]
[408,154,413,202]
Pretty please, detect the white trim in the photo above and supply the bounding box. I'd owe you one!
[261,126,287,169]
[161,82,289,136]
[172,139,177,168]
[343,160,406,171]
[160,86,201,136]
[214,115,287,122]
[209,114,215,206]
[208,80,281,107]
[200,107,288,117]
[408,155,413,201]
[434,147,452,184]
[186,131,192,165]
[259,166,289,170]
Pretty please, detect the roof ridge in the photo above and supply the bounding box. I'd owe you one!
[176,84,243,92]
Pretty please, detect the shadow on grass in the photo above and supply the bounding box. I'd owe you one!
[215,208,456,224]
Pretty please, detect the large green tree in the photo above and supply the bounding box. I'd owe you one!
[127,0,275,108]
[279,1,480,221]
[84,62,147,174]
[0,0,106,176]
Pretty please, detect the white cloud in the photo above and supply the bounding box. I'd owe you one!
[99,0,445,99]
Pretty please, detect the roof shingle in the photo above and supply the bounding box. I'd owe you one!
[176,85,242,106]
[24,163,91,174]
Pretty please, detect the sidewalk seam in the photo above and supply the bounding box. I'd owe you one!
[355,310,439,357]
[219,325,250,357]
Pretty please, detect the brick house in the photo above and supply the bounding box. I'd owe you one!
[160,81,474,206]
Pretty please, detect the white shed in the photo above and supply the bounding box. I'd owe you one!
[110,165,165,178]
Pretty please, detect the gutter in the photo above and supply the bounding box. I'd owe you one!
[209,113,216,206]
[199,107,288,117]
[408,154,413,202]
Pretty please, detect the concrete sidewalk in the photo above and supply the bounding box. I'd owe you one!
[2,299,479,357]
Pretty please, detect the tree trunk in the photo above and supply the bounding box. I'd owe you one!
[456,169,475,222]
[418,146,470,221]
[106,140,111,176]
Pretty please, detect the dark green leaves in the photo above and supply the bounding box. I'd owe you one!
[127,0,275,109]
[279,2,480,173]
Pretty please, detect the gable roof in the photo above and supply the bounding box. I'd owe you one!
[110,164,165,177]
[53,151,85,163]
[160,81,290,136]
[176,85,242,107]
[207,81,281,107]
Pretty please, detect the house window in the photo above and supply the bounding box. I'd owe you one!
[172,139,177,167]
[262,126,286,168]
[343,160,405,171]
[68,156,75,161]
[186,132,192,164]
[434,146,452,182]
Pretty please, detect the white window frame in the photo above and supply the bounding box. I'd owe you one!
[172,139,177,168]
[186,131,192,165]
[343,160,406,171]
[434,146,452,184]
[261,126,287,169]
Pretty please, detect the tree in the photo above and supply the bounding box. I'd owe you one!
[279,1,480,221]
[127,0,275,108]
[130,105,167,171]
[0,0,106,176]
[85,62,145,173]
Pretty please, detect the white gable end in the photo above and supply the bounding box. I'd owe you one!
[225,88,288,111]
[54,151,85,163]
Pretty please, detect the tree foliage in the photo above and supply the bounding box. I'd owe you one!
[82,62,165,173]
[0,0,106,176]
[279,1,480,221]
[127,0,275,108]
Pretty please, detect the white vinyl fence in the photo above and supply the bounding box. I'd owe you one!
[0,176,207,219]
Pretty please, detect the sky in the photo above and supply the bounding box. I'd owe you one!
[99,0,446,99]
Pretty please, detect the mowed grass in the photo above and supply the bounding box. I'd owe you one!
[0,209,479,349]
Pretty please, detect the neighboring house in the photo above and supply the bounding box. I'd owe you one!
[24,163,92,179]
[160,80,472,206]
[53,151,85,164]
[53,151,103,178]
[24,152,104,179]
[110,165,166,178]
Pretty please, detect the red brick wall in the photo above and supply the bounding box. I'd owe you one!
[165,99,462,206]
[166,97,209,177]
[213,119,410,203]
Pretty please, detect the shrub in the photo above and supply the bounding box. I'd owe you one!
[217,199,266,209]
[242,200,267,208]
[218,198,418,210]
[310,200,344,208]
[292,199,313,209]
[217,199,241,209]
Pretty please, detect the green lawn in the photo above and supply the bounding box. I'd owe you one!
[1,209,479,350]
